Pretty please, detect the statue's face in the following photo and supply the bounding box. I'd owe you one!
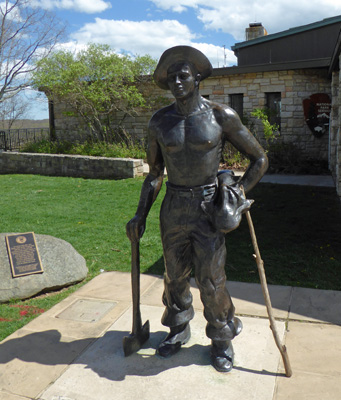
[167,63,199,99]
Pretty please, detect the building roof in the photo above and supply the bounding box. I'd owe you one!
[211,59,330,77]
[229,15,341,70]
[329,29,341,75]
[232,15,341,51]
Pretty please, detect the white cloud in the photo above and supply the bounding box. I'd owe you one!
[71,18,197,54]
[151,0,198,13]
[32,0,111,13]
[70,18,236,67]
[0,1,23,21]
[149,0,341,40]
[192,42,236,68]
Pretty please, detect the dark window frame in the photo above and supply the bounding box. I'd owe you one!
[229,93,244,119]
[265,92,281,130]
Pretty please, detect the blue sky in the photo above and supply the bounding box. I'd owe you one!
[27,0,341,119]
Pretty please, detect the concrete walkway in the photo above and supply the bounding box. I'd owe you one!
[1,271,340,400]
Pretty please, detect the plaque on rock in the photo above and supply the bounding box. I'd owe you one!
[303,93,331,138]
[6,232,44,278]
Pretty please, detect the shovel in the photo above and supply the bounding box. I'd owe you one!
[123,239,150,356]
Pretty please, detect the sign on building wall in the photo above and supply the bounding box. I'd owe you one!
[303,93,331,138]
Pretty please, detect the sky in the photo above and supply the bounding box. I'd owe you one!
[25,0,341,119]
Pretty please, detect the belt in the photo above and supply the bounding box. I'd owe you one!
[166,180,217,198]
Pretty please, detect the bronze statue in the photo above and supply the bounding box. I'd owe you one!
[126,46,268,372]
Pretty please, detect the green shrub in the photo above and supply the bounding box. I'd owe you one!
[221,141,249,170]
[250,108,280,148]
[21,139,147,160]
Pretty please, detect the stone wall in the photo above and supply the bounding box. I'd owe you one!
[200,68,331,161]
[0,152,144,179]
[330,58,341,197]
[52,68,331,162]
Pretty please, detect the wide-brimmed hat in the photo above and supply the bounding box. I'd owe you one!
[153,46,213,90]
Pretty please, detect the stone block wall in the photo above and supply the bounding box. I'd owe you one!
[330,59,341,197]
[200,68,331,161]
[0,152,144,179]
[52,68,331,162]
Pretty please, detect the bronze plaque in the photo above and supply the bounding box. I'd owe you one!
[6,232,43,278]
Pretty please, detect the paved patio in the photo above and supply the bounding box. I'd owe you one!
[0,271,340,400]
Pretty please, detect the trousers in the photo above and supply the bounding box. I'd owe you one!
[159,181,241,341]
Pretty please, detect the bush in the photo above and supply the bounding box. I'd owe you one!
[221,141,249,170]
[21,139,147,160]
[267,142,329,174]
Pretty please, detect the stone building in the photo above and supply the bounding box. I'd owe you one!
[49,16,341,195]
[329,28,341,197]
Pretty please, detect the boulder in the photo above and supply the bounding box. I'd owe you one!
[0,233,88,303]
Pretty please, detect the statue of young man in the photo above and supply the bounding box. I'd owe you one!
[126,46,268,372]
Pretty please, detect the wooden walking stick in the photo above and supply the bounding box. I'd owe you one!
[242,188,292,377]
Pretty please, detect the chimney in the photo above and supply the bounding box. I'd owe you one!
[245,23,267,41]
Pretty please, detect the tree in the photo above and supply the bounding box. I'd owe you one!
[0,0,65,102]
[0,93,29,129]
[32,43,158,142]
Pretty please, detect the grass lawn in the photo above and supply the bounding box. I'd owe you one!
[0,174,340,340]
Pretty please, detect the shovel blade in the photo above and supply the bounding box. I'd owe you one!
[123,320,150,357]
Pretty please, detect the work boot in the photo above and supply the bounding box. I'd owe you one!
[211,340,234,373]
[156,323,191,358]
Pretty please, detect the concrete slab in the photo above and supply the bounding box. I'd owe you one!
[0,329,94,399]
[275,321,341,400]
[40,305,286,400]
[0,391,29,400]
[275,372,341,400]
[22,295,130,340]
[289,287,341,324]
[74,271,156,302]
[1,271,340,400]
[227,281,292,319]
[260,174,335,187]
[56,299,117,323]
[282,321,341,376]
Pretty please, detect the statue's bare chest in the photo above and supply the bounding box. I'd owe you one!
[157,110,222,154]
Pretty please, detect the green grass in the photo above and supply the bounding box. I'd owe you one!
[224,184,341,289]
[0,174,340,341]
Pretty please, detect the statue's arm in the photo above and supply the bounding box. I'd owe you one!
[126,119,165,241]
[220,106,269,193]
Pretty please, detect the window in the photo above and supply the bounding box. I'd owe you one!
[266,92,281,129]
[229,94,243,119]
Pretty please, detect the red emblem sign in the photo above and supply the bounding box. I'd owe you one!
[303,93,331,138]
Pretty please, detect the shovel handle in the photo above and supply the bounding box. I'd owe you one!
[131,239,142,334]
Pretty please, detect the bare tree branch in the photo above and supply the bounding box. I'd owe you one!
[0,92,29,129]
[0,0,66,102]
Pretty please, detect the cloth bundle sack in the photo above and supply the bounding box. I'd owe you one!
[201,170,254,233]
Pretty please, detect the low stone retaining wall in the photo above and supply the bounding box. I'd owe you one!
[0,152,144,179]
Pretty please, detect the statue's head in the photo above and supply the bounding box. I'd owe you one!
[165,62,200,99]
[153,46,213,91]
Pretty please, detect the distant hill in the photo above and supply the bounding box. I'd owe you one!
[0,119,49,130]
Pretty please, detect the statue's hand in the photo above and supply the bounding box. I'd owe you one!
[126,214,146,242]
